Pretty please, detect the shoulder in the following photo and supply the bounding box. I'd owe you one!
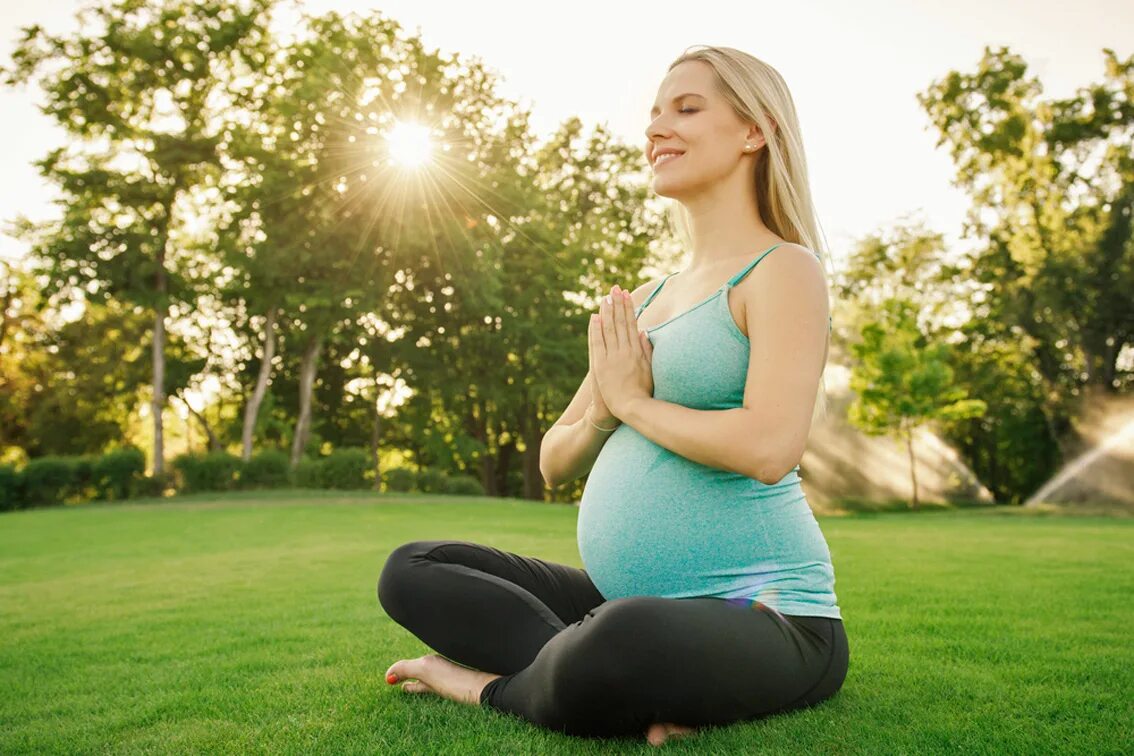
[744,242,825,290]
[739,243,828,319]
[627,275,668,309]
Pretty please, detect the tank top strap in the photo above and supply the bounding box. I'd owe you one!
[636,273,674,314]
[726,242,788,287]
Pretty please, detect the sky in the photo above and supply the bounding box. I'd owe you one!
[2,0,1132,272]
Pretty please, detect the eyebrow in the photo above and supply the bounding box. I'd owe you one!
[650,93,705,117]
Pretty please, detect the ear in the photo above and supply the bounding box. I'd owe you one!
[746,116,777,149]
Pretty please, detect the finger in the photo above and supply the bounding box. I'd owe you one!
[600,291,618,352]
[610,288,627,351]
[622,290,642,356]
[590,312,604,354]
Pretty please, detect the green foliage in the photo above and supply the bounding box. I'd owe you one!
[0,465,22,511]
[290,458,324,489]
[320,448,369,490]
[239,450,290,490]
[135,472,174,499]
[444,474,485,496]
[92,446,146,500]
[415,467,450,494]
[381,467,415,493]
[172,451,241,494]
[21,456,74,507]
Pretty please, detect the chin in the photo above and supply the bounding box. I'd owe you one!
[651,171,700,202]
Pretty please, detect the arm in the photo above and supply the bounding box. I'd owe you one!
[619,245,829,484]
[619,401,784,483]
[540,278,665,488]
[539,404,619,488]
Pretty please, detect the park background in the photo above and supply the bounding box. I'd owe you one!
[0,0,1132,752]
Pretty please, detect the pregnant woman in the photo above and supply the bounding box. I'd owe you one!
[377,44,847,746]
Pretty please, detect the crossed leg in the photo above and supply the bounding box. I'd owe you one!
[376,540,846,742]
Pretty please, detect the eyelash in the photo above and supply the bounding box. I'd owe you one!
[679,108,697,114]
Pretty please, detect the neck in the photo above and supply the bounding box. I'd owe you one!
[678,162,779,274]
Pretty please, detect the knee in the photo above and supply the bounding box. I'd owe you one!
[533,601,655,735]
[376,540,432,620]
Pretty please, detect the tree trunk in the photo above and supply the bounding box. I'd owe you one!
[519,398,545,501]
[152,243,168,476]
[371,375,382,491]
[176,393,221,451]
[242,307,278,461]
[495,435,515,497]
[290,332,324,467]
[906,422,920,509]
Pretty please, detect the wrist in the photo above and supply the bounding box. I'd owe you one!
[586,403,620,432]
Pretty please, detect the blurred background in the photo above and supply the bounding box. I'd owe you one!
[1,0,1132,513]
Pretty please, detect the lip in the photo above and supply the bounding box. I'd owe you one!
[653,152,684,169]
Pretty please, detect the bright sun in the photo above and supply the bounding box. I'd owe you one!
[386,120,433,168]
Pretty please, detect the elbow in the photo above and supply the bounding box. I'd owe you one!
[748,455,792,486]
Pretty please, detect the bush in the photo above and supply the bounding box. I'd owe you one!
[322,448,369,490]
[0,464,22,511]
[416,467,450,494]
[172,451,241,494]
[445,474,485,496]
[135,471,174,499]
[290,457,324,488]
[240,450,290,489]
[382,467,415,493]
[68,455,98,501]
[93,446,146,500]
[22,456,74,507]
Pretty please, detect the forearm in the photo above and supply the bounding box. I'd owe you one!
[620,397,783,484]
[539,410,619,488]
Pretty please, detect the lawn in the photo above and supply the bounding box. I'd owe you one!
[1,491,1131,754]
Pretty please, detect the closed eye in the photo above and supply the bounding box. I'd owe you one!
[679,108,697,114]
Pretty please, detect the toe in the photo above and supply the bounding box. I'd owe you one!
[385,656,426,684]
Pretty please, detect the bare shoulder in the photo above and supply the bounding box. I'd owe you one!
[626,275,668,309]
[740,242,828,318]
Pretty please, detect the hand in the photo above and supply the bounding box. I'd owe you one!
[589,284,655,420]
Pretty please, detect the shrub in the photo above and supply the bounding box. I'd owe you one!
[22,456,74,507]
[135,471,174,499]
[68,455,98,501]
[445,474,485,496]
[172,451,241,494]
[0,464,22,511]
[416,467,450,494]
[382,467,415,493]
[240,450,290,489]
[290,457,324,488]
[322,448,369,490]
[93,446,146,500]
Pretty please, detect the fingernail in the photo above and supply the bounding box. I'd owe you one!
[604,294,611,304]
[386,673,398,684]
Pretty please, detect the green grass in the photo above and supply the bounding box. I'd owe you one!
[1,491,1131,754]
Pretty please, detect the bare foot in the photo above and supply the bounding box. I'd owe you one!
[385,654,502,707]
[646,721,698,747]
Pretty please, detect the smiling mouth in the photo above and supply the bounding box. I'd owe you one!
[653,152,684,169]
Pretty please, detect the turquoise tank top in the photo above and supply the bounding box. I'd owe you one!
[577,243,842,619]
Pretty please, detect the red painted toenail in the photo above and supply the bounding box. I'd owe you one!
[386,673,398,684]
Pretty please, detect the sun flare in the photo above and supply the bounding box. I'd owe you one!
[386,120,433,169]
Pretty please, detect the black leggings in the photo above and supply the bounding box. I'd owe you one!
[377,540,849,739]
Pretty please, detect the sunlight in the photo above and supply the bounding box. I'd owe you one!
[386,120,433,169]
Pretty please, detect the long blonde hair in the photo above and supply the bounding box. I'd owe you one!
[664,45,834,424]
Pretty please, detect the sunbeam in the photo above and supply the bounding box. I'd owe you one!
[386,120,434,169]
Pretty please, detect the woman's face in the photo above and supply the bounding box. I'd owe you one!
[644,60,760,201]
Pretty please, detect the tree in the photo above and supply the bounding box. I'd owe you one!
[3,0,277,473]
[847,298,987,509]
[918,46,1134,401]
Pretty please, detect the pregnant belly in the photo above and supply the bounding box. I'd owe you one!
[577,426,810,602]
